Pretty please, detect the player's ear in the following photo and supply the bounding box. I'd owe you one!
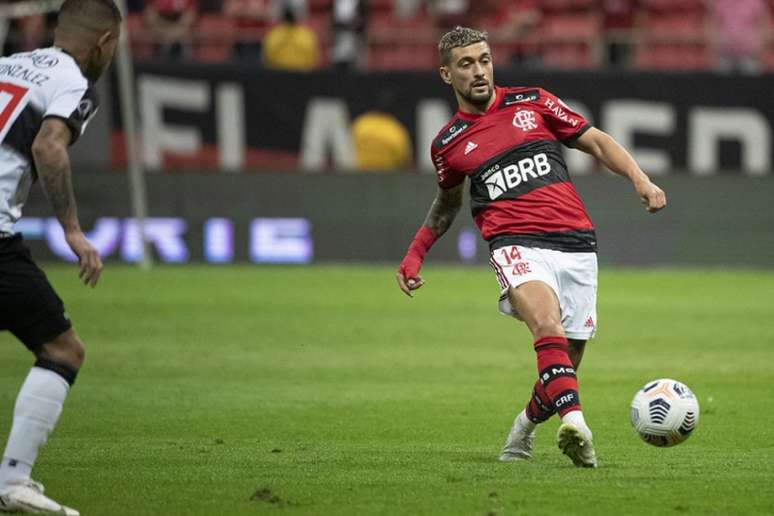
[96,30,113,49]
[439,66,452,85]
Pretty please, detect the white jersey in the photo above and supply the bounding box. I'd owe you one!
[0,47,98,234]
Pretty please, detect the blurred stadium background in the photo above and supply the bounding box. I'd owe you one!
[2,2,774,515]
[0,0,771,268]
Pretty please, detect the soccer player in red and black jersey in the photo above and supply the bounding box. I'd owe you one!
[396,27,666,468]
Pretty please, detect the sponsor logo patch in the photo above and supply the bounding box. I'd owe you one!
[434,119,470,148]
[464,141,478,155]
[504,89,540,105]
[544,97,580,127]
[483,152,552,200]
[555,391,579,409]
[77,99,94,120]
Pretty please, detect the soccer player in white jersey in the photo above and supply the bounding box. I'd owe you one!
[0,1,121,514]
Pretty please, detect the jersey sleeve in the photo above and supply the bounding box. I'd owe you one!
[43,83,99,145]
[538,88,590,145]
[431,147,465,189]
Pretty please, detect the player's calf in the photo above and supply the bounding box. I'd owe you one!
[526,380,555,424]
[0,331,82,494]
[534,337,582,416]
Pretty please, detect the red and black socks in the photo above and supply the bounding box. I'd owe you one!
[534,336,581,417]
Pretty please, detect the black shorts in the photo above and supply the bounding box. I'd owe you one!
[0,234,72,351]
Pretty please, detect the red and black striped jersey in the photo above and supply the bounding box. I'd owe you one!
[430,86,596,252]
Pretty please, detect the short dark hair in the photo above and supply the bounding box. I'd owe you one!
[58,0,122,32]
[438,26,488,65]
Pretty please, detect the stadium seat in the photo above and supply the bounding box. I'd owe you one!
[539,13,602,69]
[369,43,436,71]
[306,13,331,42]
[761,39,774,71]
[368,0,394,15]
[634,42,712,71]
[367,11,437,71]
[194,14,235,63]
[633,0,711,71]
[126,13,154,59]
[308,0,333,15]
[304,14,331,66]
[646,14,705,41]
[540,0,597,11]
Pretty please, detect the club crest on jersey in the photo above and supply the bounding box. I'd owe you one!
[512,110,537,132]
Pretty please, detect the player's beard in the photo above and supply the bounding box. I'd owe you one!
[461,82,493,108]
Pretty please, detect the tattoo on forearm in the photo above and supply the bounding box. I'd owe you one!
[38,154,78,229]
[35,125,78,229]
[423,186,463,237]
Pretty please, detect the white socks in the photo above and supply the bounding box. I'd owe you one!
[0,367,70,487]
[517,409,537,433]
[516,409,592,441]
[561,410,592,440]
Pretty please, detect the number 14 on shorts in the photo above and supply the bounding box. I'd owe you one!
[499,246,532,276]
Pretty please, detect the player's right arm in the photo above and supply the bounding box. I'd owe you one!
[32,118,102,287]
[396,181,464,297]
[572,127,666,213]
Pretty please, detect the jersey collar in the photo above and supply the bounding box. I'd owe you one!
[50,46,90,83]
[455,86,502,121]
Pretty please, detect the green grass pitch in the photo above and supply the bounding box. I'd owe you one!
[1,265,773,515]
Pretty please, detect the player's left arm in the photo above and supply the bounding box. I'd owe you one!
[396,181,464,297]
[33,118,103,287]
[572,127,666,213]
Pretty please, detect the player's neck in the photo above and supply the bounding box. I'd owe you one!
[53,39,89,78]
[456,90,497,116]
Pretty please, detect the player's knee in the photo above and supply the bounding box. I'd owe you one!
[69,336,86,365]
[37,330,85,370]
[531,320,565,340]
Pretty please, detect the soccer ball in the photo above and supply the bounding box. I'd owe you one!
[630,378,700,447]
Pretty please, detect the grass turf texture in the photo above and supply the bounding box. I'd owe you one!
[1,265,773,515]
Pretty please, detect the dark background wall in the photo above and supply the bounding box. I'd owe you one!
[108,68,772,174]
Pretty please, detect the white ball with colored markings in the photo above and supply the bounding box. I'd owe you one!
[630,378,700,447]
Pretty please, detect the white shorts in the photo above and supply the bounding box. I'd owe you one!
[489,244,598,340]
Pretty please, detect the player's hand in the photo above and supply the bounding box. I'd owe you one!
[635,180,666,213]
[397,255,425,297]
[64,230,103,287]
[396,271,425,297]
